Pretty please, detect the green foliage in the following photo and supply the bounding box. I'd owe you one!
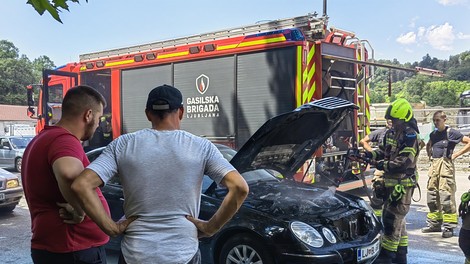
[0,40,55,105]
[32,56,55,82]
[27,0,87,23]
[0,40,20,59]
[369,50,470,106]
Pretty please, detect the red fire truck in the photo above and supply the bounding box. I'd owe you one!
[26,13,387,190]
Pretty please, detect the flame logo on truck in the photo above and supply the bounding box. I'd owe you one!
[196,74,209,95]
[187,73,219,119]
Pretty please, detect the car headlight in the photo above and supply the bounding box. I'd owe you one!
[290,221,324,248]
[7,179,19,188]
[322,227,337,244]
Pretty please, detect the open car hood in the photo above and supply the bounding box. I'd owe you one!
[230,97,358,179]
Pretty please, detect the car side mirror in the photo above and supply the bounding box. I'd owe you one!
[27,107,37,119]
[27,86,36,107]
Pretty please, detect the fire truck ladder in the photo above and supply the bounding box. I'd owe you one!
[348,39,374,141]
[80,13,327,62]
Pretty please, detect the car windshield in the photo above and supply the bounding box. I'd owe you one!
[10,137,33,149]
[241,169,279,184]
[214,144,279,184]
[202,169,279,193]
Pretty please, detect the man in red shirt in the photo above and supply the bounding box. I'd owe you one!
[21,85,132,264]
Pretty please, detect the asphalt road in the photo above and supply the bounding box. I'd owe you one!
[0,195,120,264]
[349,165,470,264]
[407,166,469,264]
[2,166,470,264]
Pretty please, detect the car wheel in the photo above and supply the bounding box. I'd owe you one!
[0,205,16,213]
[219,234,274,264]
[15,157,22,173]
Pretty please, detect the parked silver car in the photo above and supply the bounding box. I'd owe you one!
[0,168,23,213]
[0,136,33,172]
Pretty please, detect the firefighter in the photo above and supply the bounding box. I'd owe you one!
[422,111,470,238]
[99,114,113,145]
[360,119,392,219]
[362,98,420,264]
[459,188,470,264]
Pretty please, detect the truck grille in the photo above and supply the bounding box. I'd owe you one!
[0,180,4,190]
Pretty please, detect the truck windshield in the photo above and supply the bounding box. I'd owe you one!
[80,70,112,150]
[48,84,63,103]
[80,70,112,114]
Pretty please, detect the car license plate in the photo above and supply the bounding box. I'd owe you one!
[357,240,380,262]
[0,193,5,201]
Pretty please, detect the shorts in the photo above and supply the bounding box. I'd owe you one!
[31,246,107,264]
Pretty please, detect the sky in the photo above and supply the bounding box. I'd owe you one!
[1,0,470,67]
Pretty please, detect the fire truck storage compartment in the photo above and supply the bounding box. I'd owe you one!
[174,56,235,140]
[120,46,296,149]
[321,58,356,151]
[236,47,296,147]
[121,65,173,133]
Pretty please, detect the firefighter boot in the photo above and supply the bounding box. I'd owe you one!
[392,246,407,264]
[442,227,454,238]
[374,248,395,264]
[421,225,441,233]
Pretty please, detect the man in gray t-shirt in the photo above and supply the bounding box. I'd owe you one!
[71,84,249,264]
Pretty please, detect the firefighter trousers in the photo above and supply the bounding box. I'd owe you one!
[460,213,470,264]
[381,186,413,253]
[426,158,458,229]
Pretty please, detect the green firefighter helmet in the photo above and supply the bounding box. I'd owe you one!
[384,98,413,122]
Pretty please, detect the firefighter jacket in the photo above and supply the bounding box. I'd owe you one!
[370,125,419,188]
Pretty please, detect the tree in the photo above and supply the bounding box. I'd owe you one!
[27,0,88,23]
[368,51,470,106]
[32,55,56,83]
[418,54,440,69]
[446,52,470,81]
[0,40,20,59]
[0,41,36,105]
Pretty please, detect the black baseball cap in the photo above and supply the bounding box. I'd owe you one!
[146,84,183,111]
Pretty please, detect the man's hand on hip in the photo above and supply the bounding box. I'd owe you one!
[186,215,217,238]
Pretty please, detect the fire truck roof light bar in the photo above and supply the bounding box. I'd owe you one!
[79,13,326,62]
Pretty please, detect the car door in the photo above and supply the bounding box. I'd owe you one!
[4,138,17,167]
[0,138,10,166]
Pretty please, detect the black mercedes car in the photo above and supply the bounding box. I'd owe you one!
[88,97,382,264]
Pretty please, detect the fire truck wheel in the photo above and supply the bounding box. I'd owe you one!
[219,234,273,264]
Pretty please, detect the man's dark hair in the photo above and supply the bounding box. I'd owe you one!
[433,110,447,120]
[148,107,179,120]
[61,85,106,118]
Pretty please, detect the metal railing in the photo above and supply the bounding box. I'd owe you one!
[369,105,470,131]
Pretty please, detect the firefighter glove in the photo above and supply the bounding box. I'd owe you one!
[460,191,470,218]
[362,151,373,159]
[376,160,384,171]
[372,180,386,200]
